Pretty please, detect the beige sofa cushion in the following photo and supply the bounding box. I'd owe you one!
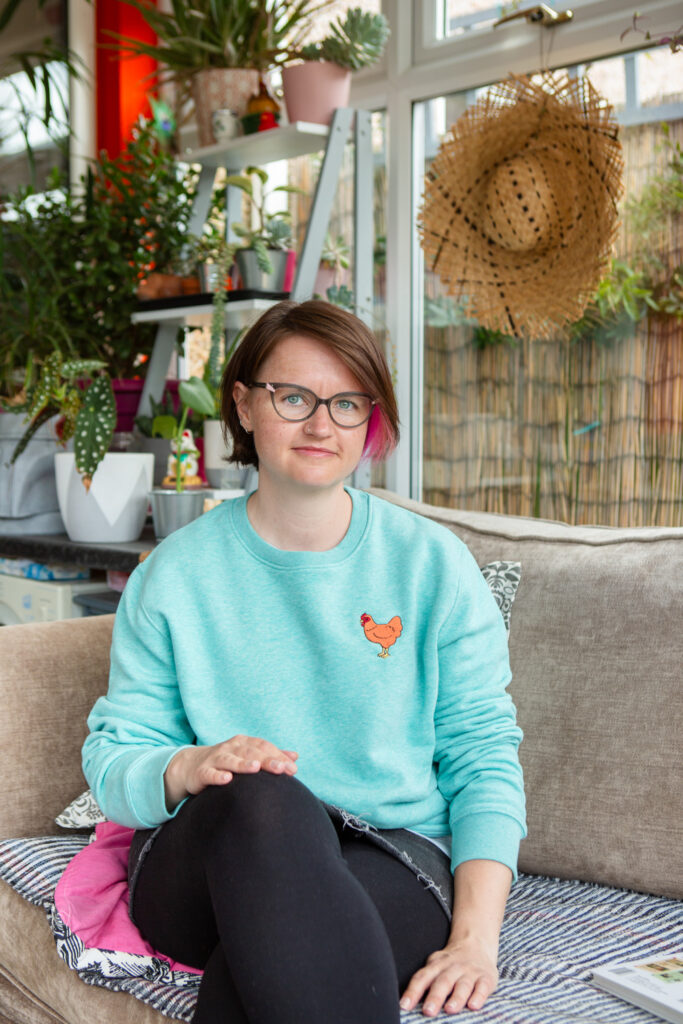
[373,490,683,900]
[0,616,114,840]
[0,880,162,1023]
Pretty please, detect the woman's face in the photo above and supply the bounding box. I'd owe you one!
[233,334,370,494]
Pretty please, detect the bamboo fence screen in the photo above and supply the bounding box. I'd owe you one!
[423,119,683,526]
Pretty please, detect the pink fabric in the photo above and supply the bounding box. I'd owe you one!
[54,821,202,974]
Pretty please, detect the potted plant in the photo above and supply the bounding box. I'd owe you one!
[282,6,390,125]
[314,232,350,297]
[225,165,302,290]
[5,354,154,543]
[110,0,334,146]
[148,377,216,539]
[1,120,198,430]
[201,309,246,490]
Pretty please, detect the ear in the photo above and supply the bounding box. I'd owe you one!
[232,381,252,431]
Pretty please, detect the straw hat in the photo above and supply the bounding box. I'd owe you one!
[418,73,624,340]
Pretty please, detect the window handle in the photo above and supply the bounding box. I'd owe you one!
[493,4,573,29]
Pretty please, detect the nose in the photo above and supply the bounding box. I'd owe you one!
[304,402,334,434]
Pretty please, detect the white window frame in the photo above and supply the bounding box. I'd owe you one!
[351,0,683,499]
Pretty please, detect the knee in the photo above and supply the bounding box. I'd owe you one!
[191,771,317,846]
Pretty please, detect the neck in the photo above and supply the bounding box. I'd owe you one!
[246,480,353,551]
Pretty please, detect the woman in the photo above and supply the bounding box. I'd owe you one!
[83,300,526,1023]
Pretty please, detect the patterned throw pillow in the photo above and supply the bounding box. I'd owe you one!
[480,560,522,633]
[55,789,106,830]
[56,560,522,829]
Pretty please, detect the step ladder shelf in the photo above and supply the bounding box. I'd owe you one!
[132,297,281,328]
[179,121,330,169]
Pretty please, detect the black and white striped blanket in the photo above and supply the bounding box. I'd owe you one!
[1,834,681,1022]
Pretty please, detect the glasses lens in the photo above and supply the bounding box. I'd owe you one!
[272,386,316,421]
[329,394,373,426]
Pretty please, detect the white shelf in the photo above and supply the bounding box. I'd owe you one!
[132,297,279,328]
[179,121,330,169]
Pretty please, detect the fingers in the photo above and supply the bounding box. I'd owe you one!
[208,737,299,778]
[400,949,497,1017]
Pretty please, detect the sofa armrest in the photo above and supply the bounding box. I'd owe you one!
[0,616,114,839]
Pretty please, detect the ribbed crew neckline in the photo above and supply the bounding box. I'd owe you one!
[229,486,370,568]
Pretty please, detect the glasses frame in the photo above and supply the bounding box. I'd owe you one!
[249,382,376,428]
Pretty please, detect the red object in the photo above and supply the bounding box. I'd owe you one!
[283,250,297,291]
[112,378,145,433]
[257,111,279,132]
[96,0,158,158]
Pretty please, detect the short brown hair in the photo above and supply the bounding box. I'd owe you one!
[220,300,400,469]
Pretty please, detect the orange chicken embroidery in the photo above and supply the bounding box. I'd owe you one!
[360,613,403,658]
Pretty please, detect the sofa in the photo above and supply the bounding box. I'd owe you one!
[0,489,681,1024]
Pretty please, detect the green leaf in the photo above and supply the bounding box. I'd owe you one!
[73,375,116,481]
[178,376,216,417]
[152,415,178,439]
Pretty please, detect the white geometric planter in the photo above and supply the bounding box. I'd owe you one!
[55,452,154,543]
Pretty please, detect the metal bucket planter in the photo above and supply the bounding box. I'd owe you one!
[149,489,208,540]
[235,249,289,292]
[55,452,153,543]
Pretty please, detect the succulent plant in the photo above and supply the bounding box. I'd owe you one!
[300,7,389,70]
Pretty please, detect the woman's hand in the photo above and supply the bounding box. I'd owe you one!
[164,736,298,811]
[399,936,498,1017]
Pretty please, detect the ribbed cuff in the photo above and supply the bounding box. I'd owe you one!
[450,812,525,881]
[125,745,193,828]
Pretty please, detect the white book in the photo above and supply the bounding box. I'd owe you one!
[591,952,683,1024]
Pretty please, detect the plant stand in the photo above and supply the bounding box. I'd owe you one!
[133,113,375,494]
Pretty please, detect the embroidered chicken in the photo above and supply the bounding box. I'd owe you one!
[360,613,403,658]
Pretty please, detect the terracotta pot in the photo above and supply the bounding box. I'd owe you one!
[281,62,351,126]
[137,272,185,301]
[192,68,260,146]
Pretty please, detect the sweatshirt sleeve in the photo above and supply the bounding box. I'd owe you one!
[434,542,527,879]
[82,558,195,829]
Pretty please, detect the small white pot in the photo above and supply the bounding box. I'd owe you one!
[55,452,154,543]
[203,419,245,488]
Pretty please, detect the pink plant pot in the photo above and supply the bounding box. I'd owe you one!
[281,62,351,126]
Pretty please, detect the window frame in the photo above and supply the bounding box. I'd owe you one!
[351,0,683,499]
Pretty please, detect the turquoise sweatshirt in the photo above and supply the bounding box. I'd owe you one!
[83,488,526,877]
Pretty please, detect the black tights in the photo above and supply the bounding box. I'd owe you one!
[130,772,450,1024]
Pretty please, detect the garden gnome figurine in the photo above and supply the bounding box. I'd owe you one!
[162,429,203,488]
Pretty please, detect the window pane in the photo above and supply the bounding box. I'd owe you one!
[443,1,500,38]
[304,0,382,44]
[418,50,683,526]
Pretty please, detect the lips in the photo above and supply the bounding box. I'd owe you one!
[293,446,336,456]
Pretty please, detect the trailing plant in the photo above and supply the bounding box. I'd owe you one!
[224,165,302,274]
[620,13,683,53]
[6,354,116,489]
[299,7,389,70]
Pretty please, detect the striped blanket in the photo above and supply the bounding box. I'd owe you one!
[1,834,681,1023]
